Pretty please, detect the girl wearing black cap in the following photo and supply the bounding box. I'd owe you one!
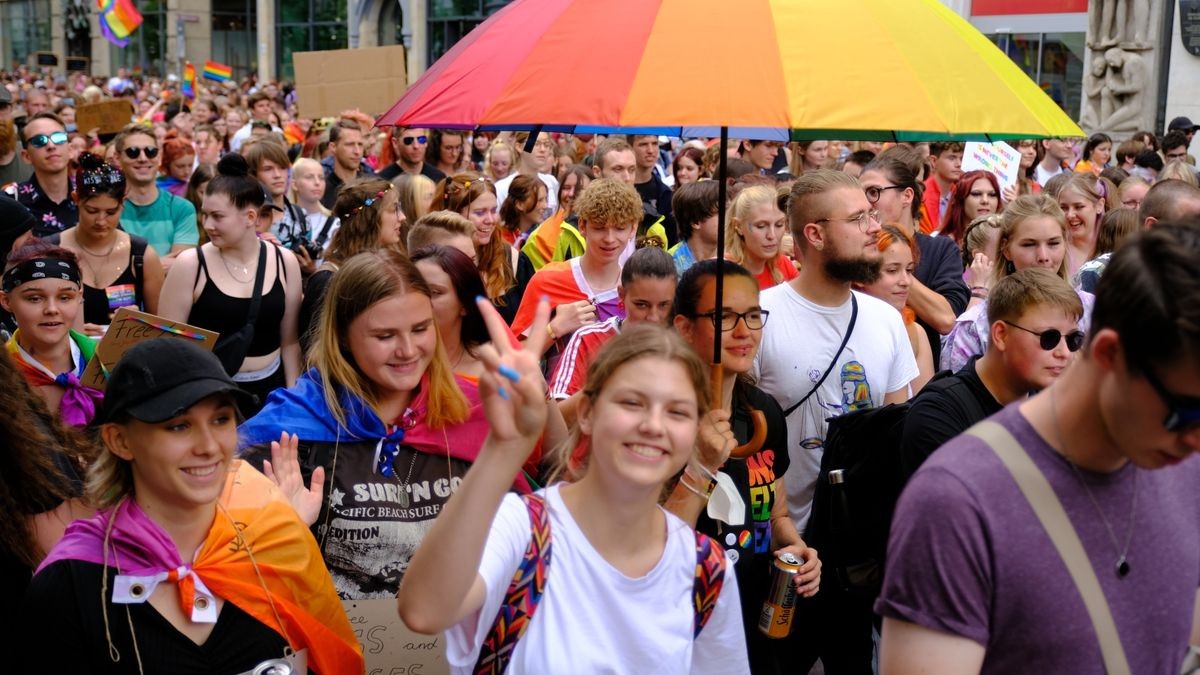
[51,152,165,336]
[158,153,302,410]
[240,249,540,600]
[20,338,363,674]
[0,239,102,426]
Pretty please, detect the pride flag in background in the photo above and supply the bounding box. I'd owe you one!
[182,62,196,99]
[96,0,143,47]
[203,61,233,82]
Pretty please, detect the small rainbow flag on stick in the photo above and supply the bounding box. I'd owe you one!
[203,61,233,82]
[182,62,196,99]
[97,0,143,47]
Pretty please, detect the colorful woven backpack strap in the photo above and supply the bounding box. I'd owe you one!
[692,531,727,638]
[473,493,552,675]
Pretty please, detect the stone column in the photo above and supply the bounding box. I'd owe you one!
[1081,0,1165,134]
[407,0,426,83]
[89,12,112,77]
[257,0,275,83]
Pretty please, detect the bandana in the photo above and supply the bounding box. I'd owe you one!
[2,257,81,292]
[239,369,535,493]
[39,461,364,675]
[6,329,102,427]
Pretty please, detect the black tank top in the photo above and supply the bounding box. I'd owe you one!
[80,236,149,325]
[187,242,287,358]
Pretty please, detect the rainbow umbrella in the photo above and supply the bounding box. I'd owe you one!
[377,0,1082,141]
[378,0,1081,454]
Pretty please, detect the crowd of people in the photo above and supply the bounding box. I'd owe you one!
[1,65,1199,674]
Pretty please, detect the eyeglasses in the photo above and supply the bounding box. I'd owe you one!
[27,131,68,149]
[533,139,555,150]
[123,146,159,159]
[1139,364,1200,432]
[693,309,770,332]
[815,209,880,231]
[864,185,904,204]
[1002,320,1085,352]
[402,135,428,146]
[1121,199,1142,209]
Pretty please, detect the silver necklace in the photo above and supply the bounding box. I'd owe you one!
[1051,387,1138,578]
[219,248,256,283]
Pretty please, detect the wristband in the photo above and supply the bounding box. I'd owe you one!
[970,286,989,299]
[679,471,716,500]
[546,322,557,341]
[683,464,718,498]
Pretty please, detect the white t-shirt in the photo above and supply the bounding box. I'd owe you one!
[446,484,750,675]
[495,171,560,214]
[752,286,919,529]
[1035,162,1066,186]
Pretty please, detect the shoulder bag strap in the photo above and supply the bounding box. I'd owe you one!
[966,420,1131,675]
[316,214,337,246]
[474,493,552,675]
[692,531,726,638]
[244,241,269,327]
[783,294,858,418]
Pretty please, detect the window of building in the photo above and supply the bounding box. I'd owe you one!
[276,0,348,81]
[4,0,52,68]
[427,0,509,63]
[988,32,1086,120]
[212,0,256,77]
[109,0,167,77]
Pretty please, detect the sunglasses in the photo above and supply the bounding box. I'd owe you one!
[402,135,428,146]
[124,146,160,160]
[1139,364,1200,432]
[1003,320,1085,352]
[27,131,69,149]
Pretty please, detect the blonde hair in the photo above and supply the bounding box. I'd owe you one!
[548,323,710,483]
[408,210,474,252]
[725,185,785,283]
[483,139,519,181]
[1159,160,1199,186]
[1057,173,1118,212]
[310,249,468,430]
[993,194,1069,285]
[327,177,398,264]
[573,177,642,228]
[786,169,863,244]
[396,173,435,224]
[289,157,331,217]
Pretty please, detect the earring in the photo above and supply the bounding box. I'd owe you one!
[815,243,823,251]
[1005,259,1016,274]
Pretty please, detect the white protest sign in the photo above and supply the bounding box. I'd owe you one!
[343,599,450,675]
[962,141,1021,191]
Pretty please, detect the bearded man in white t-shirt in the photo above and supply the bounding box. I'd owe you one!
[752,169,918,675]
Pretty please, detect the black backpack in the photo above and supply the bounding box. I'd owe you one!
[804,371,986,600]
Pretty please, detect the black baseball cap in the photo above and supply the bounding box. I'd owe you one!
[92,339,255,425]
[1168,116,1200,133]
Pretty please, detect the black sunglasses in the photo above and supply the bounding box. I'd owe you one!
[1003,320,1085,352]
[402,135,428,146]
[124,146,159,160]
[27,131,69,149]
[1139,364,1200,432]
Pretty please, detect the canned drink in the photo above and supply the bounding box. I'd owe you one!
[758,551,802,639]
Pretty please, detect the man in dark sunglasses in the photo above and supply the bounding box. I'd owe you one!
[113,123,197,270]
[17,112,76,236]
[377,126,445,184]
[880,225,1200,673]
[902,267,1085,474]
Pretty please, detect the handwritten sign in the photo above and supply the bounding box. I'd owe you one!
[76,99,135,136]
[962,141,1021,191]
[80,308,218,390]
[343,599,450,675]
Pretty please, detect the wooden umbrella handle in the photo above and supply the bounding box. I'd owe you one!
[711,364,767,459]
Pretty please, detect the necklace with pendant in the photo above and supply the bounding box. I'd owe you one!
[1051,386,1137,578]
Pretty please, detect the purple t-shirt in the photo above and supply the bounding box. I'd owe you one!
[876,404,1200,674]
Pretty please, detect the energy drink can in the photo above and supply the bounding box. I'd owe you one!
[758,551,802,639]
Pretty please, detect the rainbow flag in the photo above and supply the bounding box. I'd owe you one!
[203,60,233,82]
[96,0,143,47]
[181,62,196,99]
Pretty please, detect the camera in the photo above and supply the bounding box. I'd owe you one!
[286,236,323,261]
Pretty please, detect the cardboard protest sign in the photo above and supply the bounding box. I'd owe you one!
[343,599,450,675]
[294,45,408,119]
[962,141,1021,191]
[81,308,218,390]
[76,99,135,136]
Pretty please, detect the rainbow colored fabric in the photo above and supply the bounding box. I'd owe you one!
[203,61,233,82]
[182,62,196,100]
[96,0,143,48]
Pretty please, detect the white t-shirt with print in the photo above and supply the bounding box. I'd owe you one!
[446,484,750,675]
[752,285,918,529]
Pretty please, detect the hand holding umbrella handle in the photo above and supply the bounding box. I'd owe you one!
[711,363,767,459]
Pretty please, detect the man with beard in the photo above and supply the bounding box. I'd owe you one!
[752,169,918,674]
[377,127,444,183]
[0,87,33,188]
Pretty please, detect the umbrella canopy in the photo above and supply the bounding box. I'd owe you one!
[377,0,1083,141]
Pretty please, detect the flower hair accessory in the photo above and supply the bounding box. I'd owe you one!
[344,186,392,218]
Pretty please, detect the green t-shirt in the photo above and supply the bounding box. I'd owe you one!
[120,189,198,256]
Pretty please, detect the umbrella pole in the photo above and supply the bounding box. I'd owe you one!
[711,127,728,409]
